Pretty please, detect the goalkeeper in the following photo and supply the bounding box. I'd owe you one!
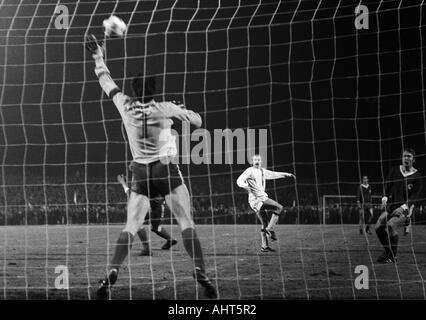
[375,148,423,264]
[236,154,295,252]
[117,174,177,255]
[85,35,216,299]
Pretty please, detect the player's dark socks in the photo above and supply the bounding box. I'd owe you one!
[181,228,205,272]
[153,226,172,241]
[110,231,133,270]
[390,234,399,258]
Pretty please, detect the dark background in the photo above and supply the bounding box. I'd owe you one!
[0,0,425,210]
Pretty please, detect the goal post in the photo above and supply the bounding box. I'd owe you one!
[321,195,383,225]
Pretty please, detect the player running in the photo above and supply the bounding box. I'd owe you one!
[356,175,373,235]
[236,154,295,252]
[117,174,177,255]
[375,148,423,264]
[85,35,216,299]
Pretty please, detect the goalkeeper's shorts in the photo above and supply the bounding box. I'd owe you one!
[130,160,184,198]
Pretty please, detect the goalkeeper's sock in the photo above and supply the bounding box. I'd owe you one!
[110,231,133,270]
[390,234,399,258]
[182,228,205,272]
[266,213,279,231]
[153,226,172,241]
[137,228,150,248]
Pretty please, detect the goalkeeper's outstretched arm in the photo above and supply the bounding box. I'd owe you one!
[85,34,125,105]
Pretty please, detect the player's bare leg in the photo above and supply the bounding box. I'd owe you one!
[137,227,151,256]
[165,184,217,299]
[261,198,283,241]
[97,192,150,299]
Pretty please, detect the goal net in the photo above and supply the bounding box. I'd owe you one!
[1,0,426,300]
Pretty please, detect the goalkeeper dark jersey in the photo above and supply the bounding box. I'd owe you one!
[357,184,372,206]
[384,166,423,209]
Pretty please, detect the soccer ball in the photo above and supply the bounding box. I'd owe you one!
[103,15,127,38]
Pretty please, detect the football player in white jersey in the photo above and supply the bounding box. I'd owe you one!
[237,154,295,252]
[85,35,216,299]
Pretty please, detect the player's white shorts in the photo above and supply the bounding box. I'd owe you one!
[249,195,268,213]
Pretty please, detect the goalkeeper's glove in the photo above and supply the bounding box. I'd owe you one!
[85,34,104,57]
[381,196,388,206]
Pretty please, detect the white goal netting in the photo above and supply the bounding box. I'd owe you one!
[0,0,425,300]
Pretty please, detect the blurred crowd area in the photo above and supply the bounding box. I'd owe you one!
[1,173,426,225]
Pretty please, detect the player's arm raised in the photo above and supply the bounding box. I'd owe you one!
[263,169,295,180]
[85,34,127,108]
[156,102,202,128]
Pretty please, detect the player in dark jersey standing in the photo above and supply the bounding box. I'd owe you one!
[375,148,423,264]
[356,176,373,235]
[86,35,216,299]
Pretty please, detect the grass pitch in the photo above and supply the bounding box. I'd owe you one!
[0,224,425,299]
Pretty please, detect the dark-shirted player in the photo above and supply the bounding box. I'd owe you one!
[85,35,216,299]
[375,148,423,264]
[117,174,177,255]
[356,176,373,235]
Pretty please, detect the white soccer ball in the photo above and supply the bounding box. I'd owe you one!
[103,15,127,38]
